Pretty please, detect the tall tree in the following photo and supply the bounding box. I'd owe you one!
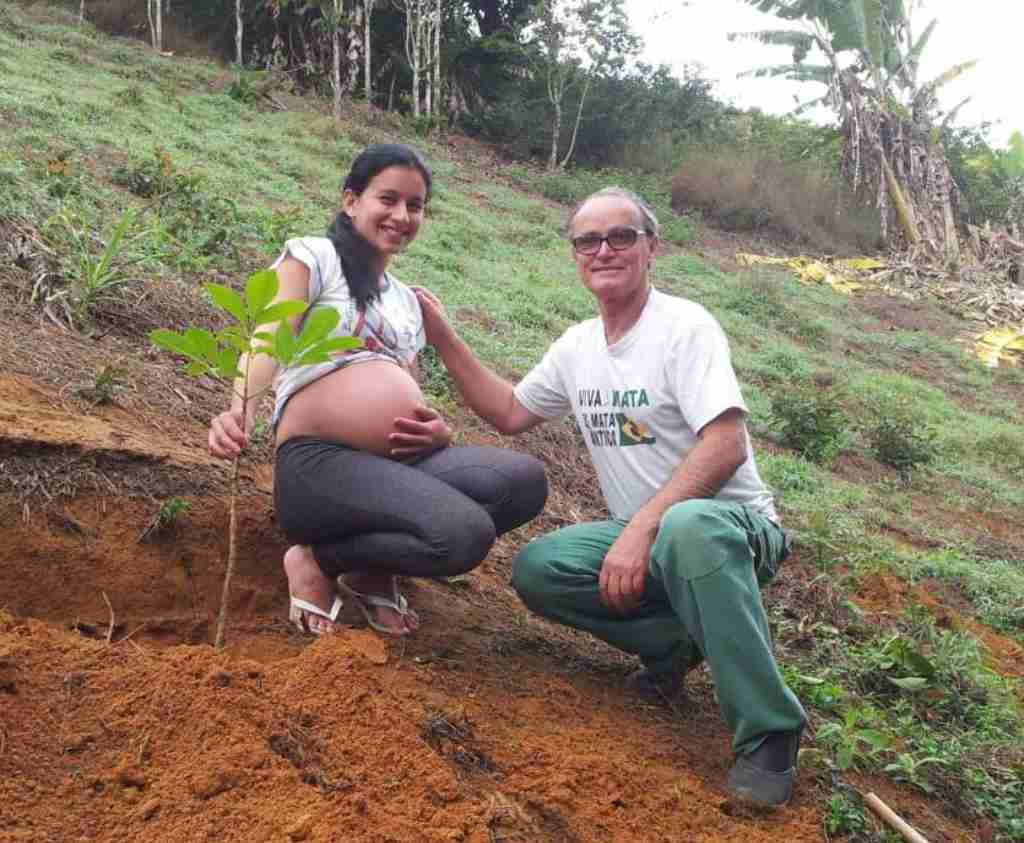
[363,0,376,102]
[534,0,639,170]
[235,0,244,65]
[733,0,976,264]
[395,0,438,118]
[147,0,163,51]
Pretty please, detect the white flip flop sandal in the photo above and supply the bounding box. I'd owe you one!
[337,578,418,637]
[288,594,343,636]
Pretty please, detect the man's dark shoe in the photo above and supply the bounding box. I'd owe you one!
[726,729,802,808]
[625,646,704,699]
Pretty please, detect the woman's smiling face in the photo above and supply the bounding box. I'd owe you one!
[343,165,428,262]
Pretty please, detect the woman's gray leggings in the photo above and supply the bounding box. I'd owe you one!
[274,436,548,578]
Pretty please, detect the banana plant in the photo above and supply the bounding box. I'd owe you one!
[151,269,361,648]
[731,0,977,262]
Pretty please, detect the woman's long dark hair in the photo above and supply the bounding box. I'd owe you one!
[326,144,432,311]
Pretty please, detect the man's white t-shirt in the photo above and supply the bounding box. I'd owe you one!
[514,288,778,523]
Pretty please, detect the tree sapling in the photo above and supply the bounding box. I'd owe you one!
[151,269,360,648]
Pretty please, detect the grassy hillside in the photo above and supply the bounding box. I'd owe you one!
[1,3,1023,841]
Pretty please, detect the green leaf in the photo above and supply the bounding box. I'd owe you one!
[858,729,892,751]
[309,336,362,355]
[215,347,241,379]
[218,325,249,354]
[836,745,855,770]
[150,329,190,355]
[206,283,247,324]
[254,299,307,327]
[293,350,332,367]
[295,306,341,349]
[245,270,279,321]
[274,320,297,365]
[888,676,930,692]
[184,360,208,377]
[185,327,219,362]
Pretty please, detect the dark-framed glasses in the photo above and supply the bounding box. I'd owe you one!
[570,226,648,256]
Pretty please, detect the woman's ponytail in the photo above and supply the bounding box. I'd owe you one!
[326,211,381,312]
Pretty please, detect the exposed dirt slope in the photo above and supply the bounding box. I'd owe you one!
[0,359,983,843]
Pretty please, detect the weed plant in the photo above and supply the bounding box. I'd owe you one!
[768,380,849,464]
[43,207,145,329]
[862,393,939,484]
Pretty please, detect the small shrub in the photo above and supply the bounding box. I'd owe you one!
[760,349,812,383]
[74,364,128,405]
[157,497,191,528]
[139,497,191,542]
[863,395,938,483]
[769,381,848,464]
[824,791,869,838]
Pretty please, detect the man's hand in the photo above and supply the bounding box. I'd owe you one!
[599,525,656,613]
[209,409,249,460]
[389,404,452,460]
[413,287,454,348]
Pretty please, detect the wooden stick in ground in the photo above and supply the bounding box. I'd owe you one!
[101,591,115,644]
[865,792,931,843]
[213,353,251,650]
[213,455,241,650]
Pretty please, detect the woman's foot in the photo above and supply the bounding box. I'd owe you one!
[338,573,419,636]
[284,545,342,635]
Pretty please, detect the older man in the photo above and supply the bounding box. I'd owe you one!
[413,187,806,807]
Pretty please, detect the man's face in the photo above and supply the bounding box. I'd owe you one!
[570,196,656,305]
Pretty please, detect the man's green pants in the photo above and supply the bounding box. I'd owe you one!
[511,498,806,755]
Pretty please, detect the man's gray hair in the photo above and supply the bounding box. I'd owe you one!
[566,187,661,238]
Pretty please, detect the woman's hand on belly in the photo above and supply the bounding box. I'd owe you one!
[389,404,452,460]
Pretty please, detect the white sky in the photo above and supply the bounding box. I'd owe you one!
[625,0,1021,148]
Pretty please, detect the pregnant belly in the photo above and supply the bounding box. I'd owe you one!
[276,359,424,457]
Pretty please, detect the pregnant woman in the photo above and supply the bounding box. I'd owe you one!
[207,144,547,636]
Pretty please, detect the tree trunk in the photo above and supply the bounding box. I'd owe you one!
[332,11,342,121]
[432,0,441,117]
[79,0,85,24]
[548,96,561,171]
[423,9,432,118]
[235,0,243,65]
[147,0,162,51]
[363,0,373,103]
[881,153,922,246]
[559,72,591,169]
[345,7,361,95]
[406,3,421,118]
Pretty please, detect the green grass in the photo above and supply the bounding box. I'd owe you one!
[2,3,1023,836]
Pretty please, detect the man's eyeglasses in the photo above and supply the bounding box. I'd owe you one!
[570,226,648,256]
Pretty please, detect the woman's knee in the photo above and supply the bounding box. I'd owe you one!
[497,452,549,534]
[442,505,497,575]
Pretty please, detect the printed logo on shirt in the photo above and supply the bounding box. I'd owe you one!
[617,414,656,446]
[577,388,656,448]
